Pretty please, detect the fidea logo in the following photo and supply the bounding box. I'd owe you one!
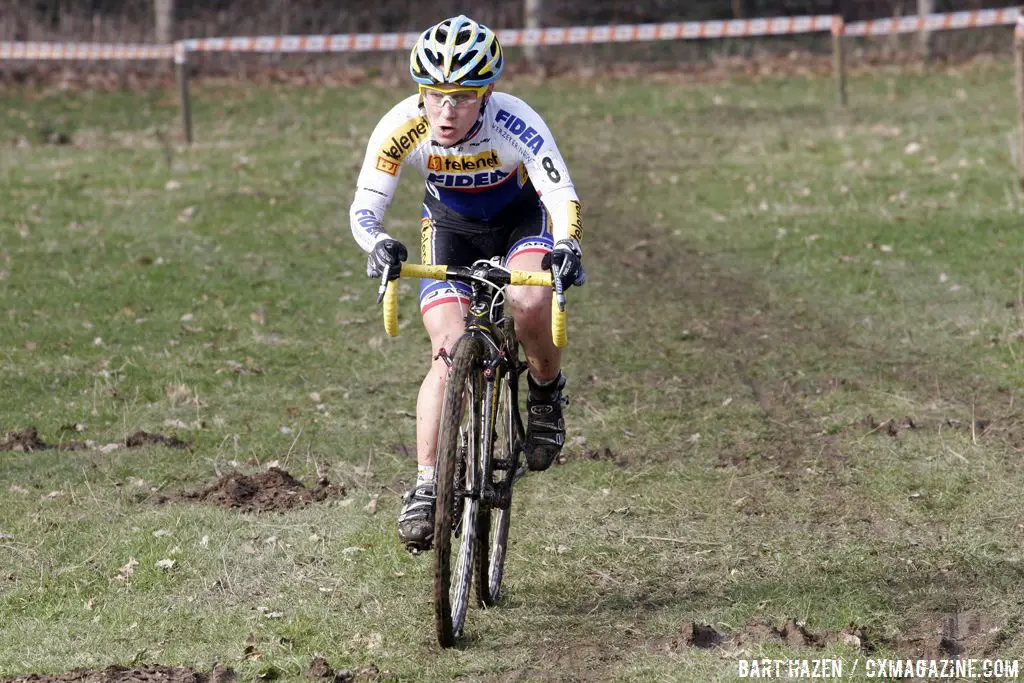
[427,169,510,188]
[378,117,430,162]
[495,110,545,155]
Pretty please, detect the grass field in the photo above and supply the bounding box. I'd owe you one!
[3,59,1024,681]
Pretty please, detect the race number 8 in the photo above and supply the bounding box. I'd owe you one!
[542,156,561,183]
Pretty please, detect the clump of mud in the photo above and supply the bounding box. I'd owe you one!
[852,414,993,439]
[679,622,725,649]
[731,618,829,648]
[0,663,236,683]
[671,617,873,652]
[856,414,919,437]
[560,444,623,466]
[125,431,188,449]
[0,427,188,453]
[304,657,389,682]
[178,466,345,513]
[0,427,55,452]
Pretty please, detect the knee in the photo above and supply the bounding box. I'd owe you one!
[423,308,465,357]
[510,291,550,334]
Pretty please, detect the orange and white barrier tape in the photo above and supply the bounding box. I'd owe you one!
[499,16,837,44]
[846,7,1018,37]
[175,10,1019,58]
[177,33,418,62]
[0,41,173,60]
[1,8,1021,64]
[177,16,837,61]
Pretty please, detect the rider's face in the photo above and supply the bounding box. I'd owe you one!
[421,85,492,146]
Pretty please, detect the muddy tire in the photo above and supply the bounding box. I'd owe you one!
[476,369,518,607]
[434,337,484,648]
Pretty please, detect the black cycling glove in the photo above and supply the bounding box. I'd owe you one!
[366,238,408,280]
[541,239,586,289]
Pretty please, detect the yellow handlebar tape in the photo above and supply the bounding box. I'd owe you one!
[380,265,567,347]
[551,293,567,348]
[400,263,448,280]
[510,271,552,287]
[383,279,399,337]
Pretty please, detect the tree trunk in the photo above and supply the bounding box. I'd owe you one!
[155,0,174,43]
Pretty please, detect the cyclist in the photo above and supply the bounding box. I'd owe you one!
[349,14,586,551]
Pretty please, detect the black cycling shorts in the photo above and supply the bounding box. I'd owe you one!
[417,184,553,314]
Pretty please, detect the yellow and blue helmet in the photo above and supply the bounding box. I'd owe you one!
[410,15,504,88]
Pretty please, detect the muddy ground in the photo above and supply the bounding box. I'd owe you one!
[0,658,387,683]
[0,427,189,452]
[1,427,345,512]
[671,610,1007,661]
[0,612,1000,683]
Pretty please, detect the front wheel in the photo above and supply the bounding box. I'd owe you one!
[476,503,512,607]
[476,324,523,607]
[434,337,484,648]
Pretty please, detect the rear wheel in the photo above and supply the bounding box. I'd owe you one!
[434,337,484,648]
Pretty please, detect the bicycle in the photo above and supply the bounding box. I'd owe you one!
[379,258,567,647]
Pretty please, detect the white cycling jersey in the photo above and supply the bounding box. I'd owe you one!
[349,91,582,254]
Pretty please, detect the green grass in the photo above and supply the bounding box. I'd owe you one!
[3,61,1024,681]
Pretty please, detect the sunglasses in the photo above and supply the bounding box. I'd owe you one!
[419,84,489,109]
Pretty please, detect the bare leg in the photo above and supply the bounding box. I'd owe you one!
[506,250,561,381]
[416,301,466,467]
[397,299,466,549]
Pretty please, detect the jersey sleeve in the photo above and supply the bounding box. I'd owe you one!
[349,98,430,253]
[494,100,583,248]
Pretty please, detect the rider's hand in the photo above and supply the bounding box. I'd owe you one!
[541,239,586,289]
[367,238,408,280]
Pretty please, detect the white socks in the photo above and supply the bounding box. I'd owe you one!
[416,464,435,487]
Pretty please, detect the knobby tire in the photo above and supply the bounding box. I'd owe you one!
[434,337,484,648]
[475,319,520,606]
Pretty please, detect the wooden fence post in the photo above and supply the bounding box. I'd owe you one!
[832,16,848,107]
[523,0,542,65]
[175,42,193,145]
[155,0,175,44]
[1016,15,1024,188]
[917,0,933,60]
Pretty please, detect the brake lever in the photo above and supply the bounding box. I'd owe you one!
[376,269,390,305]
[552,263,566,312]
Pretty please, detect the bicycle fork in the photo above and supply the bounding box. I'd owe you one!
[452,370,483,537]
